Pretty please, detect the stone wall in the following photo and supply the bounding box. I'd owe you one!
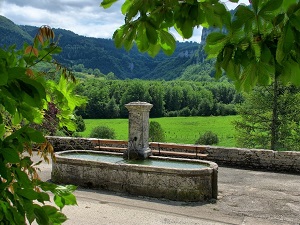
[46,136,300,173]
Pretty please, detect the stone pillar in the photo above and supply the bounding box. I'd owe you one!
[123,101,153,160]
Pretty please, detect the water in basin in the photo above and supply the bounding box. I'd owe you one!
[63,152,207,169]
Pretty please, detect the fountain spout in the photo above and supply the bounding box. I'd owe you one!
[123,101,153,160]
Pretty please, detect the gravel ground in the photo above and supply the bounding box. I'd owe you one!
[33,152,300,225]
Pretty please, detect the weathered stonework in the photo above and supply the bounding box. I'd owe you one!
[124,101,153,159]
[47,136,300,173]
[51,150,218,202]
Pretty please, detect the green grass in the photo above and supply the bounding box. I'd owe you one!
[80,115,239,147]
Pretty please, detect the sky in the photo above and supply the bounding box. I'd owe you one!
[0,0,249,43]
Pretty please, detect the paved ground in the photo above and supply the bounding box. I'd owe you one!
[34,153,300,225]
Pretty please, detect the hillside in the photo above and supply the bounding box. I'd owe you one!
[0,16,216,80]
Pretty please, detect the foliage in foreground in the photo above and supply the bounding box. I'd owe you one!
[101,0,300,90]
[0,26,85,224]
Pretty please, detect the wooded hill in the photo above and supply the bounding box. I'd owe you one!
[0,15,214,81]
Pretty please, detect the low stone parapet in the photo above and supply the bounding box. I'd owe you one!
[46,136,300,173]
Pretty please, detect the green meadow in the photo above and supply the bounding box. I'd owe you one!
[80,115,239,147]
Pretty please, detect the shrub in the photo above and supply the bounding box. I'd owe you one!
[75,115,86,132]
[90,126,116,139]
[195,131,219,145]
[149,121,165,142]
[179,107,191,116]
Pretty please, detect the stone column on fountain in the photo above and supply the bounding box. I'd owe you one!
[124,101,153,160]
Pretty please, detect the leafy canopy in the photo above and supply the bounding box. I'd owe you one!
[0,26,85,224]
[101,0,300,90]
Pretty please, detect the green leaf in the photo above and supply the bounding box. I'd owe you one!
[53,185,77,210]
[18,103,43,124]
[54,195,65,210]
[1,94,16,115]
[204,33,228,59]
[281,59,300,85]
[180,19,194,39]
[259,0,283,20]
[1,148,20,163]
[100,0,118,9]
[37,192,50,204]
[159,30,176,55]
[273,13,285,26]
[289,14,300,32]
[59,193,77,206]
[0,162,9,181]
[257,63,273,86]
[252,42,261,60]
[17,189,39,200]
[251,0,260,14]
[233,5,255,30]
[206,32,227,45]
[43,205,67,224]
[26,127,46,143]
[145,22,158,45]
[24,200,36,224]
[0,60,8,85]
[147,43,161,57]
[39,181,58,192]
[276,23,294,64]
[12,111,22,125]
[225,60,240,81]
[125,0,142,22]
[0,124,5,138]
[282,0,298,11]
[121,0,132,15]
[15,168,32,187]
[34,206,49,225]
[54,185,77,195]
[136,23,149,52]
[17,78,46,107]
[238,60,274,91]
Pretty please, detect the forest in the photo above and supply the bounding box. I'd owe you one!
[75,78,243,119]
[0,15,206,81]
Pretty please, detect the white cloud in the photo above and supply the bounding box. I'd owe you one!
[1,0,248,42]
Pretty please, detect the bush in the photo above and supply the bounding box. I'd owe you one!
[179,107,191,116]
[149,121,165,142]
[75,115,86,132]
[195,131,219,145]
[90,126,116,139]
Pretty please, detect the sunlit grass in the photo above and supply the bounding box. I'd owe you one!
[80,115,239,147]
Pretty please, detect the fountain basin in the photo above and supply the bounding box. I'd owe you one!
[51,150,218,201]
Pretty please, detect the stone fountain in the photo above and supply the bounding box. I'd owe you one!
[123,101,153,160]
[51,101,218,201]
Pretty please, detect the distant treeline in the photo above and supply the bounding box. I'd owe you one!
[75,79,243,119]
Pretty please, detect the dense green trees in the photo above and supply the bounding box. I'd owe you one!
[1,16,217,81]
[76,79,241,119]
[235,83,300,151]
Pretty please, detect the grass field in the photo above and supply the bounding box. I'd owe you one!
[80,115,239,147]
